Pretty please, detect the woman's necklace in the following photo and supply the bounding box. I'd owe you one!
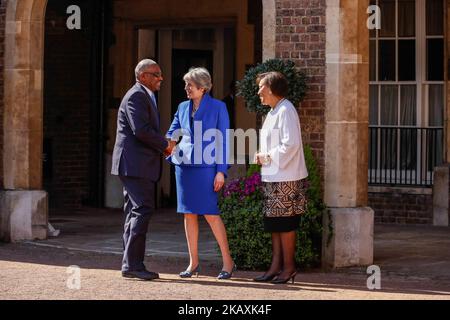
[192,103,200,117]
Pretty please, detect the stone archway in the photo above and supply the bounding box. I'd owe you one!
[1,0,48,241]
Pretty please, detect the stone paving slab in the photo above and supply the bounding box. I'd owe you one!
[372,224,450,282]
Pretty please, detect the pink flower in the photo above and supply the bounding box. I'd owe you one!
[222,172,262,199]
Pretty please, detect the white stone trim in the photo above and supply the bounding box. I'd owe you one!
[368,186,432,195]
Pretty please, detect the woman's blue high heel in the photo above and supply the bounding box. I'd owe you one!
[179,265,201,278]
[217,264,237,280]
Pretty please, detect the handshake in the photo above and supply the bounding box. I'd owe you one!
[163,140,177,157]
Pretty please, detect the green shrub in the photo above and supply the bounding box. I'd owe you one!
[296,145,326,266]
[236,59,307,116]
[220,145,325,270]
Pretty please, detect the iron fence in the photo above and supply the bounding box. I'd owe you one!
[369,126,444,187]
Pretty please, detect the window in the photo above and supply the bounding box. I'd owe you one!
[369,0,444,186]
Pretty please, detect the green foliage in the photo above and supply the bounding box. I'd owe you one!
[219,145,326,270]
[219,177,272,270]
[246,164,261,177]
[236,59,308,116]
[296,145,327,266]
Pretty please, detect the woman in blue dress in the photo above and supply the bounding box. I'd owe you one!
[166,67,235,280]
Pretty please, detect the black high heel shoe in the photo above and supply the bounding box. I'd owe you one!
[179,265,201,278]
[217,264,237,280]
[270,271,297,284]
[253,271,281,282]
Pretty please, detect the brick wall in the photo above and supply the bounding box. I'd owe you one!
[369,192,433,224]
[44,0,93,209]
[0,0,6,189]
[275,0,326,176]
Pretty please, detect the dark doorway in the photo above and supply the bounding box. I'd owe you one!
[171,49,214,109]
[43,0,109,210]
[169,49,214,203]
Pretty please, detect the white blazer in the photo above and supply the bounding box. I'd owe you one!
[259,99,308,182]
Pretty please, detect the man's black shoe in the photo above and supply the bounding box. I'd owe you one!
[122,270,159,280]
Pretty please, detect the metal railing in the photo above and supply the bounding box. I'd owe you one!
[369,126,444,187]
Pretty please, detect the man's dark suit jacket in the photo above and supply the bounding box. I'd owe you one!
[111,83,168,181]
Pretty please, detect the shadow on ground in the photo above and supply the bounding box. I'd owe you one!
[1,207,450,297]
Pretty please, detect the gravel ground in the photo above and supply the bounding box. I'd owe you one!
[1,243,449,300]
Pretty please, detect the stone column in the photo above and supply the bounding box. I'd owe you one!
[432,165,449,226]
[262,0,276,62]
[322,0,374,268]
[446,0,450,164]
[1,0,48,242]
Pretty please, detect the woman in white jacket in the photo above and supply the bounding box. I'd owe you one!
[253,71,308,284]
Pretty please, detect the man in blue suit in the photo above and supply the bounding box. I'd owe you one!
[111,59,172,280]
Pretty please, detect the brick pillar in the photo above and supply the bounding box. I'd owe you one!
[275,0,326,175]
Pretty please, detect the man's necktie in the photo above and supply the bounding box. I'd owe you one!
[150,94,160,126]
[150,94,157,109]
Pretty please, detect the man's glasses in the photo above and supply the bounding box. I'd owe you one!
[143,71,163,78]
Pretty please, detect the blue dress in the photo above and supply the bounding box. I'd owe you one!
[166,94,230,215]
[175,165,219,214]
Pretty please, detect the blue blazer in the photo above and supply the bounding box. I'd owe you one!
[166,93,230,176]
[111,83,168,181]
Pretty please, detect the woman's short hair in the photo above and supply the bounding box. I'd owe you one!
[183,67,212,92]
[257,71,289,98]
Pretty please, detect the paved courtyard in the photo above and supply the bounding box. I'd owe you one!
[37,207,221,260]
[0,207,450,300]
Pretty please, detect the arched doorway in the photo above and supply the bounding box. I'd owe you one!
[1,0,108,241]
[43,0,108,211]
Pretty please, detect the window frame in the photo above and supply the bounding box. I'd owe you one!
[369,0,446,186]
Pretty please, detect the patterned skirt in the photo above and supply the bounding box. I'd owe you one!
[262,180,308,232]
